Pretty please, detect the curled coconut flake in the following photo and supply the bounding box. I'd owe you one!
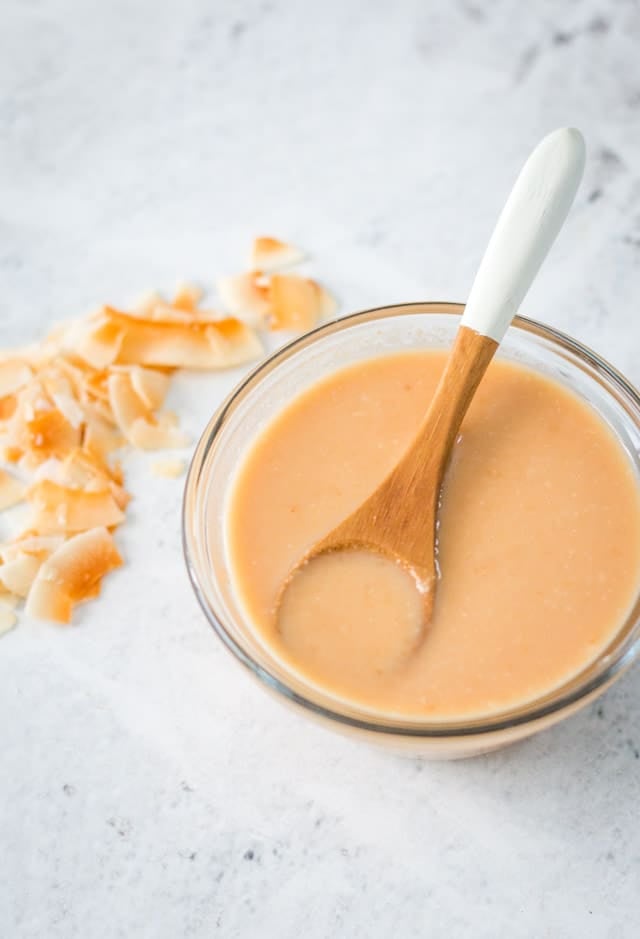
[106,310,262,369]
[268,274,336,331]
[70,317,124,370]
[0,553,43,597]
[28,479,125,533]
[107,371,148,440]
[51,391,86,429]
[84,415,124,457]
[129,367,171,410]
[250,237,305,272]
[60,449,130,510]
[216,273,271,326]
[25,527,123,624]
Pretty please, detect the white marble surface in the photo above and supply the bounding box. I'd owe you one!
[2,1,640,936]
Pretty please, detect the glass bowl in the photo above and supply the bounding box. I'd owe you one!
[183,303,640,759]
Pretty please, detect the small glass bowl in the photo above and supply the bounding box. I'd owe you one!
[183,303,640,759]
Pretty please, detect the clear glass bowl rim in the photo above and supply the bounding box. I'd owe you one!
[183,302,640,740]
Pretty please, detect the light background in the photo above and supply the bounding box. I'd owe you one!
[1,1,639,936]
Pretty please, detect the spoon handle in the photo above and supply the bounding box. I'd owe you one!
[461,127,585,343]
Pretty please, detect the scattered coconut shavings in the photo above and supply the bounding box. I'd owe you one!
[250,237,305,272]
[0,237,335,629]
[151,458,186,479]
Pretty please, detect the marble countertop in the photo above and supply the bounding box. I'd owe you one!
[2,1,640,936]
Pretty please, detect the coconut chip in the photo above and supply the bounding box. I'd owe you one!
[0,553,43,597]
[129,366,171,410]
[216,273,271,327]
[269,274,336,331]
[28,480,125,534]
[104,308,263,369]
[25,527,123,624]
[150,458,186,479]
[250,236,305,272]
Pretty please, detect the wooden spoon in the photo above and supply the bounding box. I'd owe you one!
[279,127,586,627]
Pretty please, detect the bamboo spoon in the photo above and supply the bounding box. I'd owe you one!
[279,127,586,628]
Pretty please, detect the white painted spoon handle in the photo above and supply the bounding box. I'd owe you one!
[461,127,585,343]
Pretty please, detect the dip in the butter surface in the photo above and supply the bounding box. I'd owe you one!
[226,351,640,720]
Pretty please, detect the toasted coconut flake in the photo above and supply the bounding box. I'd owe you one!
[0,469,26,510]
[129,415,190,451]
[51,391,86,429]
[150,457,186,479]
[107,372,149,439]
[172,282,203,311]
[107,309,262,369]
[268,274,335,331]
[28,480,125,533]
[0,360,33,397]
[60,449,130,510]
[25,527,122,624]
[33,457,65,484]
[0,395,17,420]
[71,317,124,369]
[56,357,92,399]
[250,237,305,272]
[82,370,110,403]
[26,408,82,459]
[0,553,42,597]
[0,603,17,636]
[129,367,170,410]
[82,396,118,427]
[84,416,123,457]
[216,273,271,326]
